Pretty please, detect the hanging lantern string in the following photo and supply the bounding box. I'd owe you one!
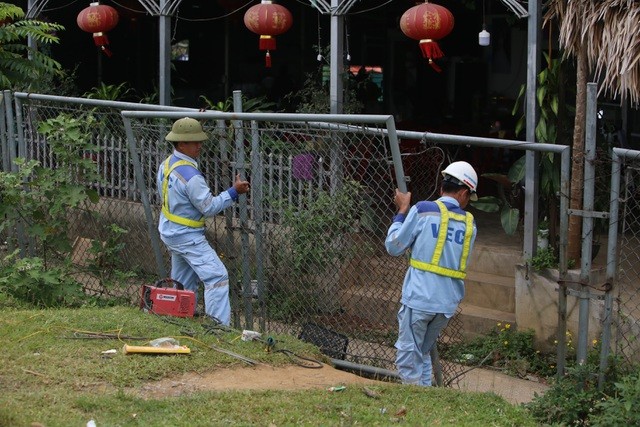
[483,0,486,26]
[317,10,323,62]
[345,16,351,62]
[347,0,394,15]
[109,0,145,14]
[102,0,256,22]
[175,1,254,22]
[171,7,179,42]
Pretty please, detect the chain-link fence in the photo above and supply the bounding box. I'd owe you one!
[12,90,628,387]
[611,148,640,365]
[6,92,196,302]
[121,110,418,373]
[4,92,478,384]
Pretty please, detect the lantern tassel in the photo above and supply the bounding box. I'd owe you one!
[93,32,113,57]
[419,39,444,61]
[428,59,442,72]
[260,35,276,51]
[265,51,272,68]
[419,39,444,72]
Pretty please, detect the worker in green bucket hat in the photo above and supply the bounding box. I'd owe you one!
[157,117,250,325]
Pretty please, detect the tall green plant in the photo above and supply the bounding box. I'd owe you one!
[501,53,572,242]
[200,93,276,112]
[0,111,101,256]
[0,3,64,90]
[267,180,364,319]
[82,82,134,101]
[283,63,364,114]
[280,180,362,274]
[0,113,131,307]
[471,156,525,235]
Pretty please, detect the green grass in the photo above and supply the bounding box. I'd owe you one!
[0,306,537,426]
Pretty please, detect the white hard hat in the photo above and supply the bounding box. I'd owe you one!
[441,161,478,201]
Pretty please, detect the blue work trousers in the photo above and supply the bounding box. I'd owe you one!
[395,305,449,386]
[165,236,231,325]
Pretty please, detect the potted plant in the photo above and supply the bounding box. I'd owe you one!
[537,217,550,250]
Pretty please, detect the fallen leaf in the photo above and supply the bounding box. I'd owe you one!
[395,406,407,417]
[362,386,381,399]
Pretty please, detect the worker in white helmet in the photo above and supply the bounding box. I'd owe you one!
[385,161,478,386]
[156,117,250,325]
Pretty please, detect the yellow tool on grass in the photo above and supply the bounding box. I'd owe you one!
[122,344,191,355]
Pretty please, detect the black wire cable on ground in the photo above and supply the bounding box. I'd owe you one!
[274,349,323,369]
[250,335,324,369]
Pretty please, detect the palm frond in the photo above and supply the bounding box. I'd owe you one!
[545,0,640,105]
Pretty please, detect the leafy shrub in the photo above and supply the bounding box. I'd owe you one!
[525,348,631,426]
[442,322,556,378]
[0,3,64,90]
[530,247,557,270]
[266,180,365,319]
[0,252,84,307]
[0,113,132,307]
[526,362,604,426]
[0,113,101,255]
[590,370,640,426]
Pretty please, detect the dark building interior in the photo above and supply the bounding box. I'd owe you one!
[14,0,639,151]
[18,1,529,132]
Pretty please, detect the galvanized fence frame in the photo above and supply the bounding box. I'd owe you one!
[7,89,614,387]
[121,109,414,375]
[5,91,196,297]
[122,109,573,382]
[607,147,640,381]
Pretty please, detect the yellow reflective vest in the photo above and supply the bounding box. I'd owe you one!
[161,157,205,228]
[409,200,474,279]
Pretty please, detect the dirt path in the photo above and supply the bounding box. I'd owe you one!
[135,363,548,406]
[137,363,385,399]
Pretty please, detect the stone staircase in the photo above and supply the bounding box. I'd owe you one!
[338,208,523,340]
[457,235,522,340]
[459,211,522,338]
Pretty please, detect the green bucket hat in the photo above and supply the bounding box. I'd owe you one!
[166,117,208,142]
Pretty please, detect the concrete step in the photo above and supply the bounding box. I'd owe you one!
[339,285,401,327]
[339,282,516,338]
[339,285,516,342]
[468,244,522,278]
[457,302,516,340]
[464,270,516,313]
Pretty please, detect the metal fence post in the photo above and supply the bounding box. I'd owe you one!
[598,149,622,391]
[123,116,167,278]
[3,91,27,256]
[251,120,266,330]
[233,91,252,329]
[599,148,621,388]
[575,83,598,363]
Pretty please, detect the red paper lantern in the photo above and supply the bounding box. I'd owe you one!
[77,2,119,57]
[400,1,454,72]
[244,0,293,68]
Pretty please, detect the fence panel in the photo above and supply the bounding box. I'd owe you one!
[613,151,640,364]
[11,94,194,302]
[5,92,584,387]
[123,112,417,373]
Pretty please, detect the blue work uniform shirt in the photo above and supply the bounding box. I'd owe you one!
[385,196,477,316]
[156,150,238,245]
